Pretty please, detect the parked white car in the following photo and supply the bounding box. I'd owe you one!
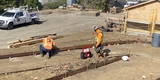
[0,6,39,30]
[124,1,138,7]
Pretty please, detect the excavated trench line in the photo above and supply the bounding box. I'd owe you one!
[0,39,140,78]
[45,54,130,80]
[0,40,140,59]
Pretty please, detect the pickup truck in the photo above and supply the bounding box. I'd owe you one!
[0,6,39,30]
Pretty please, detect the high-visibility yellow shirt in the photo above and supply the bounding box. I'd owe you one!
[94,29,103,47]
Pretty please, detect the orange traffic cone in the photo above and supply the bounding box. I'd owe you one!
[100,13,102,17]
[106,11,108,16]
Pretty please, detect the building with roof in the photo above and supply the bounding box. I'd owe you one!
[123,0,160,34]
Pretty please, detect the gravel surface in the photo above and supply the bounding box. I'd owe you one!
[0,9,159,80]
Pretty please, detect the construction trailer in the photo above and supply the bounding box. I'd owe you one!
[123,0,160,35]
[110,1,126,14]
[109,7,122,14]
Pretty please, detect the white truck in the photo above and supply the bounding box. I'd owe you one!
[0,6,39,30]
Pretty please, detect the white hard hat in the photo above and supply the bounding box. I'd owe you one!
[94,26,99,31]
[122,56,129,61]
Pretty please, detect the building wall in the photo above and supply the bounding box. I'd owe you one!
[127,2,158,23]
[125,1,160,33]
[156,2,160,24]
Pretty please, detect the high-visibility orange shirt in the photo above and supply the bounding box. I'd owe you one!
[94,29,103,47]
[42,37,55,50]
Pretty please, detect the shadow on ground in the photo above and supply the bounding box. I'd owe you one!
[103,49,111,56]
[51,46,60,56]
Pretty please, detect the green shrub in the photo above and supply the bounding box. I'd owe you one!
[43,0,66,9]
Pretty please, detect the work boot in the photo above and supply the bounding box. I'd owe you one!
[99,56,103,59]
[46,52,50,59]
[40,53,44,57]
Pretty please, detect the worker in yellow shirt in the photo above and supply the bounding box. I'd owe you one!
[93,26,104,58]
[39,36,55,59]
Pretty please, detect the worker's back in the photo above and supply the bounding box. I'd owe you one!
[42,37,55,50]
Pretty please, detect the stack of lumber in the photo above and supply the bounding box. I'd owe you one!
[7,33,64,48]
[106,17,123,25]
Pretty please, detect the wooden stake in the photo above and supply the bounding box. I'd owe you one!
[44,60,47,68]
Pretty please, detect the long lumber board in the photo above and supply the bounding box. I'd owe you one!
[107,17,123,21]
[7,33,57,44]
[0,40,137,59]
[60,40,137,51]
[127,28,150,34]
[11,35,64,48]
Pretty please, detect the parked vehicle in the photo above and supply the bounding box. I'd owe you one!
[110,1,126,14]
[0,5,39,30]
[124,1,138,7]
[110,7,122,14]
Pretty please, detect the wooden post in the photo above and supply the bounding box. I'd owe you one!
[123,10,128,34]
[122,11,125,32]
[124,19,127,33]
[148,10,153,35]
[150,9,157,35]
[149,3,158,35]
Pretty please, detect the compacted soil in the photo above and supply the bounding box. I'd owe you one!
[0,9,159,80]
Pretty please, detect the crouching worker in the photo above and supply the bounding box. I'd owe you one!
[39,36,55,59]
[93,26,104,59]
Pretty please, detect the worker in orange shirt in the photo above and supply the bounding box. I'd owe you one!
[39,36,55,59]
[94,26,104,58]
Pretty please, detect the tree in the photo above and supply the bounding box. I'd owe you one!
[42,0,66,9]
[0,0,43,13]
[79,0,116,12]
[77,0,82,4]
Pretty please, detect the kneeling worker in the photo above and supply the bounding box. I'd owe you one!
[39,36,55,59]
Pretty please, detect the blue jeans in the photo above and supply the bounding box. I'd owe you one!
[39,44,52,56]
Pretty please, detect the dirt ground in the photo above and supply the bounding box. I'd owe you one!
[0,9,159,80]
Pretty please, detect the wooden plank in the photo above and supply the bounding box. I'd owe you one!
[30,33,56,39]
[156,2,160,23]
[11,35,64,48]
[7,40,23,45]
[59,40,136,51]
[0,51,39,59]
[0,40,137,59]
[67,67,88,78]
[106,17,123,26]
[7,33,56,44]
[151,6,158,34]
[127,19,149,24]
[127,28,150,34]
[108,17,123,21]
